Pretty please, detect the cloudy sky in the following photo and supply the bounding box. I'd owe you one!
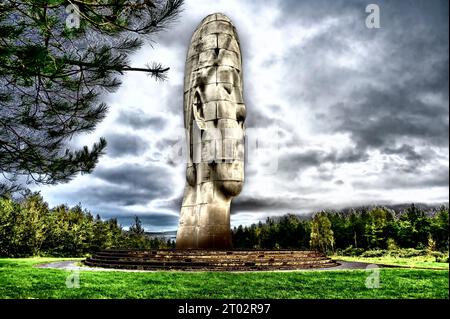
[38,0,449,231]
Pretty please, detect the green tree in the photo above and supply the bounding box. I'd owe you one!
[0,0,183,194]
[386,238,399,251]
[0,196,19,256]
[348,210,367,249]
[19,193,49,255]
[0,193,178,256]
[365,207,394,249]
[232,225,245,248]
[397,204,431,248]
[310,212,334,253]
[91,214,107,251]
[259,217,278,249]
[277,214,298,248]
[431,206,449,251]
[128,215,144,235]
[105,217,123,248]
[427,234,436,253]
[299,220,311,249]
[328,212,354,249]
[126,215,149,249]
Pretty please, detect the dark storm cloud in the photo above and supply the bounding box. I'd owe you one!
[276,0,448,27]
[155,196,182,211]
[275,0,362,25]
[278,150,322,172]
[382,144,435,165]
[323,147,369,163]
[116,109,167,130]
[277,0,448,177]
[232,195,316,212]
[352,164,449,190]
[277,147,368,175]
[244,104,274,128]
[331,85,449,149]
[94,163,171,193]
[106,133,148,157]
[68,164,174,208]
[73,185,162,206]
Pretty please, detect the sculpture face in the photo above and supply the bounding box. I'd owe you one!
[176,13,245,249]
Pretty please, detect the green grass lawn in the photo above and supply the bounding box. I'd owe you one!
[0,258,448,299]
[332,255,449,270]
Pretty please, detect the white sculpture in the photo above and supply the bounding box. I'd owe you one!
[176,13,246,249]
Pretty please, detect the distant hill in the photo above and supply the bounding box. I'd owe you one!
[337,202,448,216]
[257,202,449,224]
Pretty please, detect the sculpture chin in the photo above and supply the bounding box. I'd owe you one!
[218,181,243,197]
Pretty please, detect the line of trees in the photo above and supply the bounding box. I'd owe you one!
[1,192,448,257]
[0,193,174,257]
[232,205,449,253]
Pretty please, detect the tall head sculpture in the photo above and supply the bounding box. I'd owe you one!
[176,13,245,250]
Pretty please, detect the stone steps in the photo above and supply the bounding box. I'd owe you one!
[92,252,323,259]
[86,256,332,264]
[97,249,321,256]
[89,255,325,262]
[84,249,338,271]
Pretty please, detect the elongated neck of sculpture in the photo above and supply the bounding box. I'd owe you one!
[176,167,232,249]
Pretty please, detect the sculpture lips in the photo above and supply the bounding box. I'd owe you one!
[176,13,246,250]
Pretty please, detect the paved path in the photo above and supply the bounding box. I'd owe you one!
[35,260,380,272]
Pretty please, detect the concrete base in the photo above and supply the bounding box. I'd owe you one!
[84,249,338,271]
